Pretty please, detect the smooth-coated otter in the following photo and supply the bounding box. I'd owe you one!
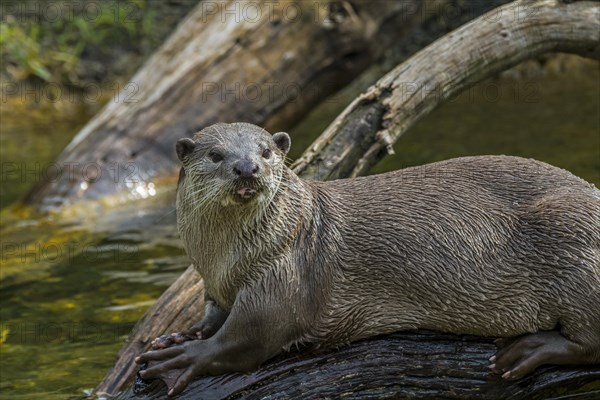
[136,122,600,396]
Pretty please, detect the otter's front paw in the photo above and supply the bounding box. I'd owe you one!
[136,361,187,396]
[136,340,207,397]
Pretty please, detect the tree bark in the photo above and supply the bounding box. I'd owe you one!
[119,332,600,400]
[24,0,419,210]
[96,0,600,397]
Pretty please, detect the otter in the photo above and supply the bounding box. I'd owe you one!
[136,122,600,397]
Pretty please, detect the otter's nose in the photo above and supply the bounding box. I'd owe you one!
[233,160,259,178]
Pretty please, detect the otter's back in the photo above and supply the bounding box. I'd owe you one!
[310,155,600,341]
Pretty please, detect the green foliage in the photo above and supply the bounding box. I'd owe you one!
[1,21,52,81]
[0,0,158,86]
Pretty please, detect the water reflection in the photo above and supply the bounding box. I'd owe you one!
[0,192,187,398]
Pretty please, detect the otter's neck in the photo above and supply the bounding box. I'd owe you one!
[178,169,311,308]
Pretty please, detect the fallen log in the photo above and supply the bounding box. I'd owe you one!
[25,0,419,210]
[96,0,600,397]
[118,332,600,400]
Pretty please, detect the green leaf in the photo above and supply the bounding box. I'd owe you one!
[28,60,52,81]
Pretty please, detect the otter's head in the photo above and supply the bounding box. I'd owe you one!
[175,123,291,211]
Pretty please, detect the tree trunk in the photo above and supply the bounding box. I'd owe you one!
[24,0,419,210]
[96,0,600,398]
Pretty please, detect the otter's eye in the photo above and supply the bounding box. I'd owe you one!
[208,151,223,163]
[262,148,272,159]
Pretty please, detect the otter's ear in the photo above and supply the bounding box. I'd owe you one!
[272,132,291,155]
[176,138,196,162]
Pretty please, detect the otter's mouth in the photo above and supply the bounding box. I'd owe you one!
[236,187,258,199]
[231,183,262,203]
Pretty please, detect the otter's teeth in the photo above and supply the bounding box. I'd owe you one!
[238,188,257,198]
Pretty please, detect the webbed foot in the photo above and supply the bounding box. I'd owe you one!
[489,331,585,380]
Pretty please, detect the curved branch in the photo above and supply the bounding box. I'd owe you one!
[291,0,600,180]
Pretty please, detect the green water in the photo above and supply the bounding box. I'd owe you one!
[0,99,189,398]
[0,195,188,399]
[0,64,599,399]
[0,102,92,209]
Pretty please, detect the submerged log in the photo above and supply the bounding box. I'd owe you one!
[25,0,419,210]
[96,0,600,398]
